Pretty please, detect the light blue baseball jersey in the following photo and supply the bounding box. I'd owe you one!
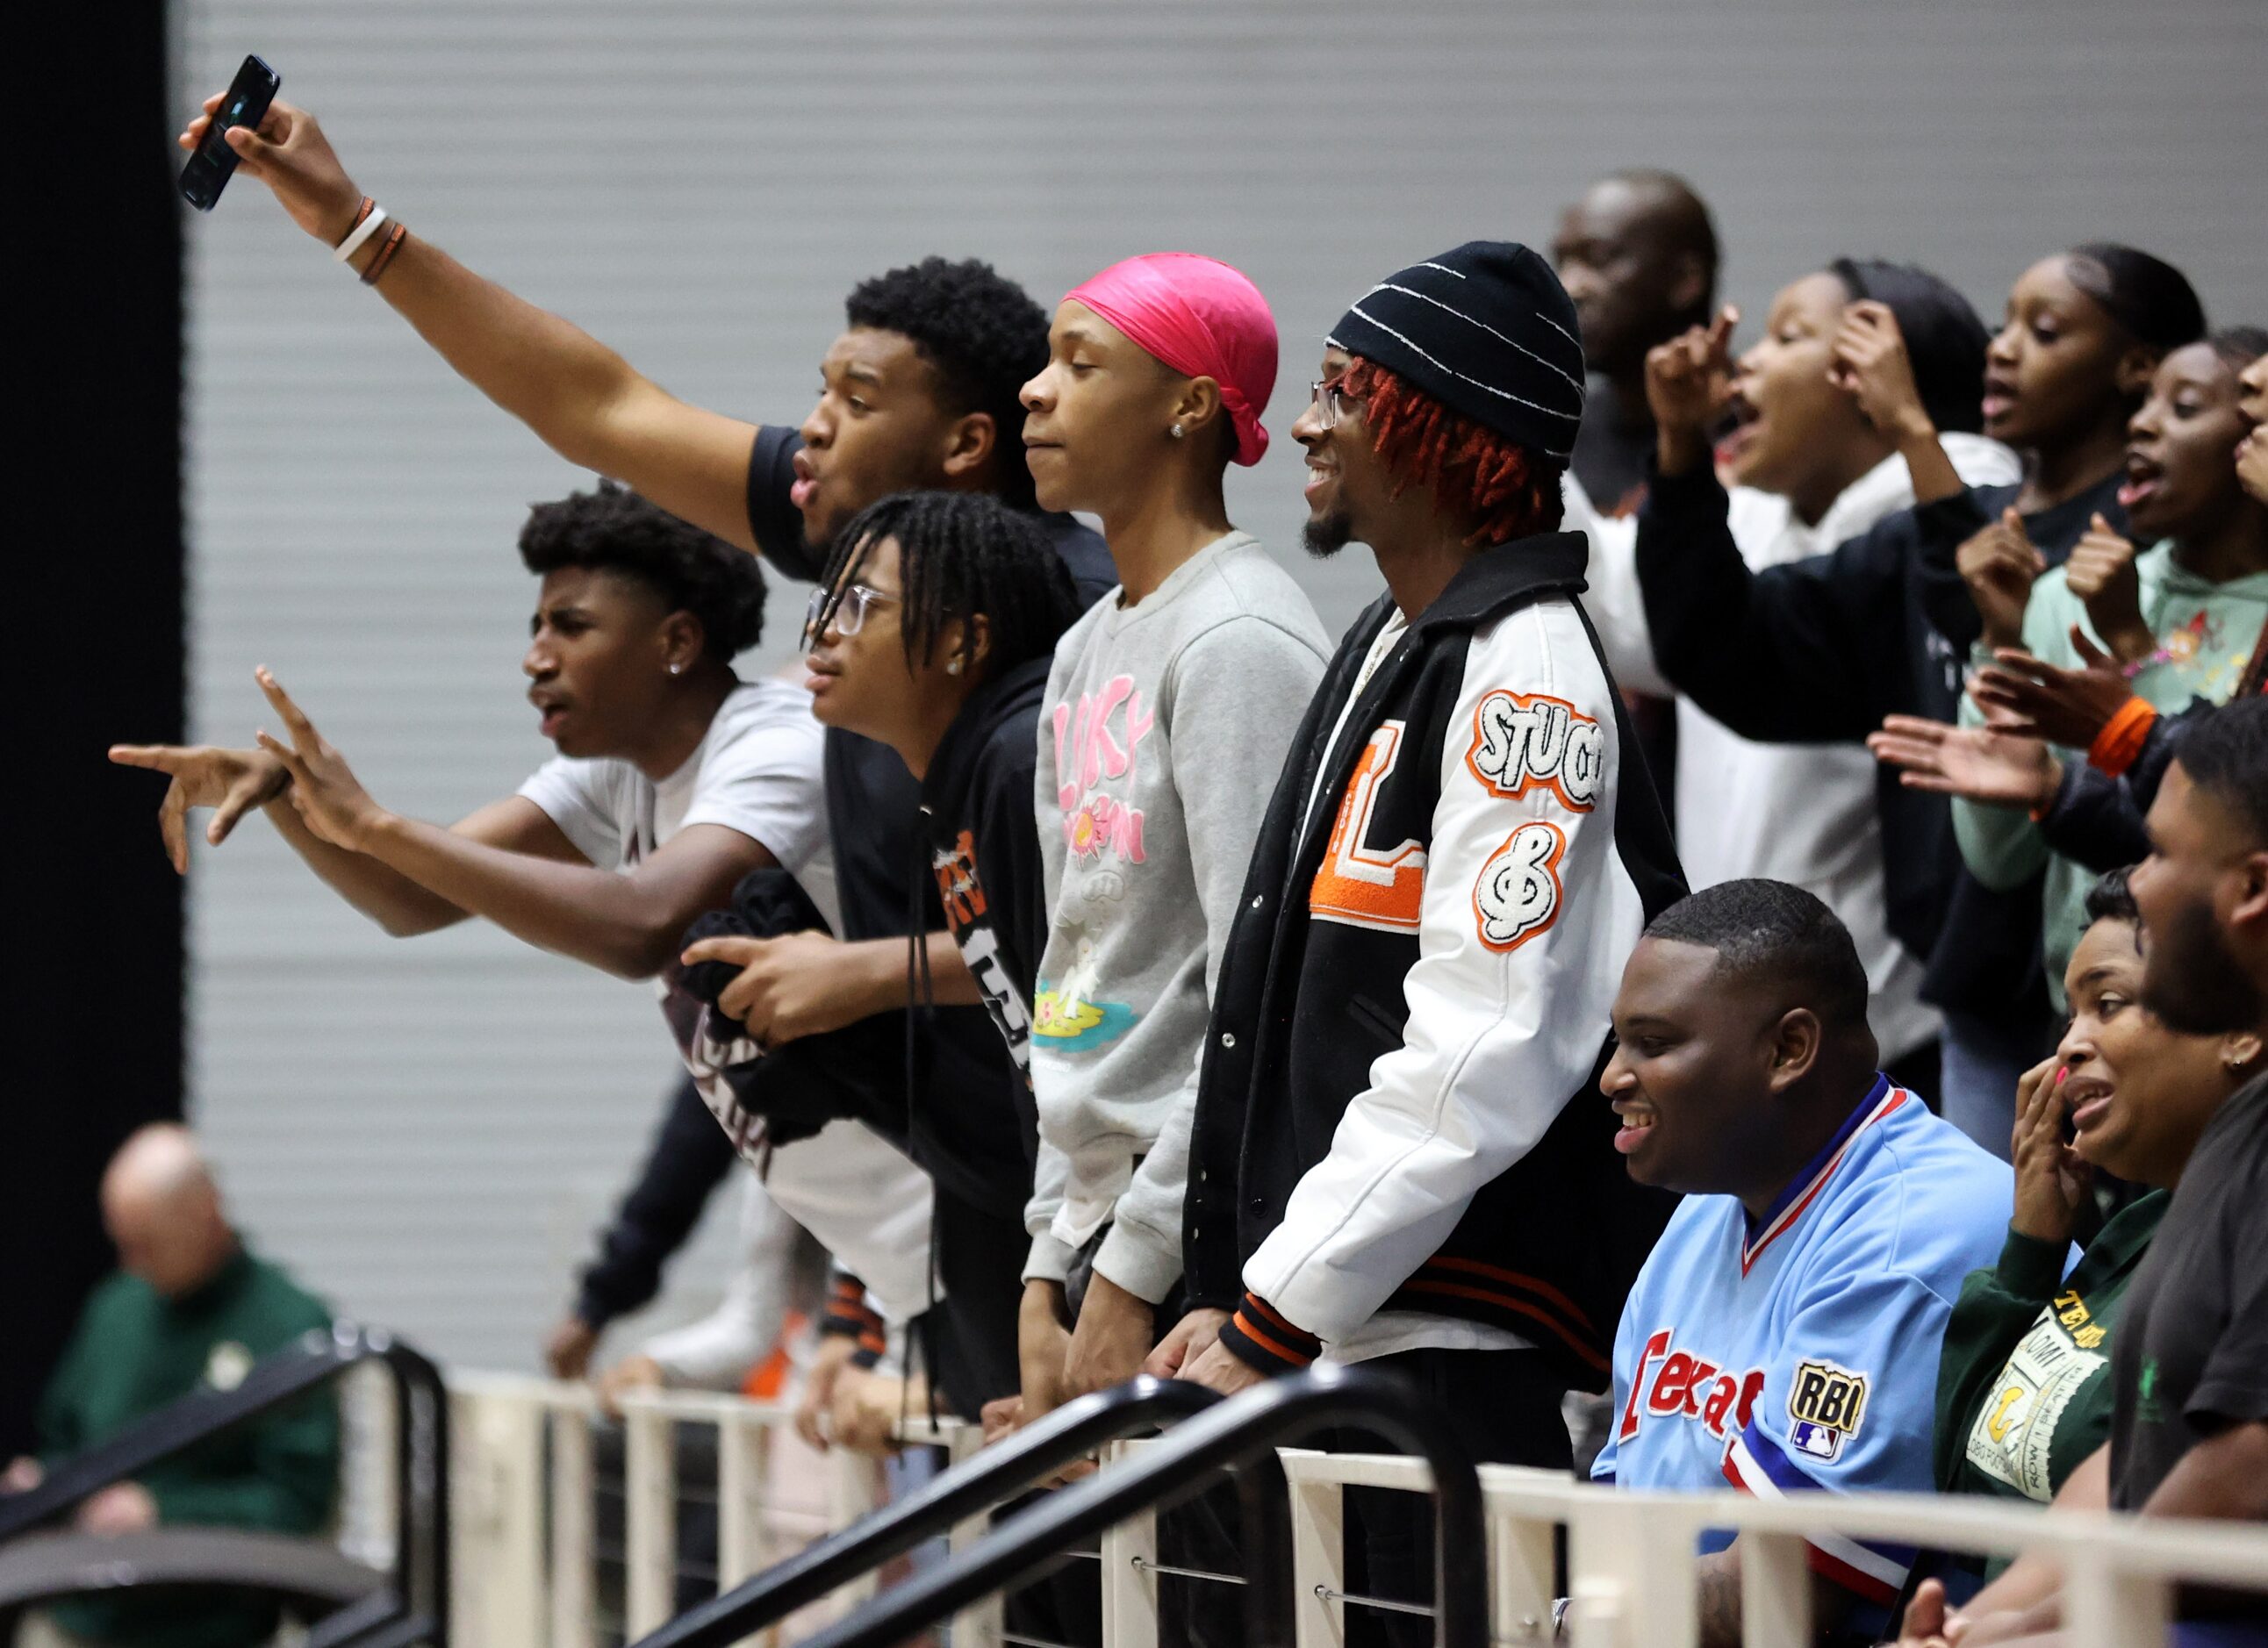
[1590,1076,2012,1606]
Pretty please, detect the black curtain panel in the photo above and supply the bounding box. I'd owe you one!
[4,0,185,1458]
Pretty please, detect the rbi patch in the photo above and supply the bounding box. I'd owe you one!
[1787,1358,1869,1461]
[205,1341,255,1393]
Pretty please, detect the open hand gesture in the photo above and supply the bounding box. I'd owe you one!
[1867,714,2063,813]
[1955,507,2044,653]
[1644,305,1738,472]
[107,742,291,873]
[1968,627,2138,749]
[178,93,364,247]
[252,668,391,852]
[2062,516,2154,664]
[1831,300,1932,440]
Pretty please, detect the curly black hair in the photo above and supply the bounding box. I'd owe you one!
[845,258,1051,511]
[810,491,1080,683]
[518,480,766,660]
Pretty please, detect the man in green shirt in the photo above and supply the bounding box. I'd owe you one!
[4,1126,340,1648]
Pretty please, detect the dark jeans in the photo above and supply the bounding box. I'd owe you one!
[1340,1348,1573,1648]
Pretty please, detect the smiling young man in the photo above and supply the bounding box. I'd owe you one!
[1144,244,1682,1633]
[1592,879,2008,1648]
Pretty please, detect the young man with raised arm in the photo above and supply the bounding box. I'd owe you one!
[176,86,1114,1413]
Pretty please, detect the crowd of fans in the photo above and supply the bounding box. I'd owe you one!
[26,73,2266,1648]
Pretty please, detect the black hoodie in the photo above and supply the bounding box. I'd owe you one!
[920,653,1054,1141]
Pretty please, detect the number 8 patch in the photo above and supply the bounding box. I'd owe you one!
[1473,820,1566,952]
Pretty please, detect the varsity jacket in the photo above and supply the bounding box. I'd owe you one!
[1183,531,1687,1390]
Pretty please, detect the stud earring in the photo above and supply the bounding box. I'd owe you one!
[947,657,964,676]
[1170,423,1185,439]
[669,663,683,677]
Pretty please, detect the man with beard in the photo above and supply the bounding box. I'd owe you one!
[1898,695,2268,1645]
[1156,243,1685,1636]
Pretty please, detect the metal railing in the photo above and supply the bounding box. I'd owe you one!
[0,1322,449,1648]
[449,1372,1001,1647]
[629,1376,1219,1648]
[452,1370,2268,1648]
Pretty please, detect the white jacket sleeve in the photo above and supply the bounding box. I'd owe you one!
[1561,473,1669,699]
[642,1176,800,1389]
[1240,599,1648,1344]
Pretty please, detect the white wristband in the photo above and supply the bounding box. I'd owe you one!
[334,205,390,263]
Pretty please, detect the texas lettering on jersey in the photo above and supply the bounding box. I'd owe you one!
[1618,1327,1768,1450]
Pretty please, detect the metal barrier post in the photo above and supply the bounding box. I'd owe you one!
[2062,1556,2169,1648]
[1737,1530,1808,1648]
[715,1404,774,1593]
[1100,1439,1161,1648]
[451,1386,546,1648]
[1285,1458,1347,1648]
[944,1422,1002,1648]
[548,1404,598,1648]
[624,1403,681,1637]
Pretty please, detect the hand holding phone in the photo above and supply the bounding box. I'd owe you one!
[180,54,279,211]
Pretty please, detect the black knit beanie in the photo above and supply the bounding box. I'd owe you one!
[2065,244,2207,352]
[1328,241,1587,461]
[1829,258,1992,436]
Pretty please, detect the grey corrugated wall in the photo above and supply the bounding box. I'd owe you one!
[180,0,2268,1372]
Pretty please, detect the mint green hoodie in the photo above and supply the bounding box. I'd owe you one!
[1956,542,2268,1004]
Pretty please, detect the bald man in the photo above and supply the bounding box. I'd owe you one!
[7,1126,338,1648]
[1552,169,1720,516]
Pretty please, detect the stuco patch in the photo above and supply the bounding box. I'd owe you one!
[1786,1358,1870,1461]
[1465,691,1605,812]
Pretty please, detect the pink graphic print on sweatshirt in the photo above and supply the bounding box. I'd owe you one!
[1052,675,1155,863]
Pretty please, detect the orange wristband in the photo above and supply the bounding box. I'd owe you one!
[2087,696,2158,778]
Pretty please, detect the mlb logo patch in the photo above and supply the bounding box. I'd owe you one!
[1787,1358,1870,1462]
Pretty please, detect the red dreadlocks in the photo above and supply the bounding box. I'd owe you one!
[1341,356,1564,546]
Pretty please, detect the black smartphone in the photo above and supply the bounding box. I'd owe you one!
[180,55,279,211]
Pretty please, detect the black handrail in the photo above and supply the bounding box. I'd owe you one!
[629,1374,1221,1648]
[0,1322,449,1647]
[788,1363,1489,1648]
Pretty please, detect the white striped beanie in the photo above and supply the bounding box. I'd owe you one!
[1328,241,1587,461]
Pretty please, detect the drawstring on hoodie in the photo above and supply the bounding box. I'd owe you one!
[906,806,944,1433]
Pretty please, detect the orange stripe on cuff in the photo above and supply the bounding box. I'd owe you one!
[1231,1309,1314,1368]
[2087,695,2157,778]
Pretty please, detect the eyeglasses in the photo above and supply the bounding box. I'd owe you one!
[1310,376,1355,430]
[804,583,898,641]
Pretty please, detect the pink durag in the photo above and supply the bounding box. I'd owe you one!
[1064,253,1277,466]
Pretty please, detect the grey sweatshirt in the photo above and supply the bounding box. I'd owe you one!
[1026,531,1331,1303]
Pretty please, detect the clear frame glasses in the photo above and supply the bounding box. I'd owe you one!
[804,583,898,641]
[1310,376,1354,429]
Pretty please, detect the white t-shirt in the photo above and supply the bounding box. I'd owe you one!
[516,678,840,934]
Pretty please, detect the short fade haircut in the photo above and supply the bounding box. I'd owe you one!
[2176,696,2268,848]
[519,479,766,660]
[812,491,1081,683]
[845,257,1051,512]
[1643,878,1870,1031]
